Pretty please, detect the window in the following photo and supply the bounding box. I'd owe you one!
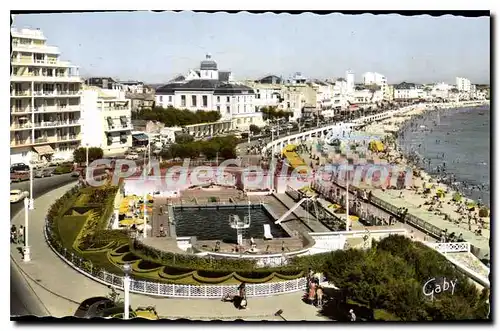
[217,105,220,111]
[202,95,208,107]
[181,95,186,107]
[226,106,230,114]
[217,96,220,102]
[159,96,163,102]
[226,96,230,102]
[168,96,172,102]
[191,95,197,107]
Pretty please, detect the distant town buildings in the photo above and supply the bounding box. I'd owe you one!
[155,54,264,130]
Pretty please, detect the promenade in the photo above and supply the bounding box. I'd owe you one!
[10,182,327,320]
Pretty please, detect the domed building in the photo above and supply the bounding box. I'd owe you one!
[155,54,264,130]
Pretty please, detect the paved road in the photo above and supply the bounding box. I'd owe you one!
[10,173,76,317]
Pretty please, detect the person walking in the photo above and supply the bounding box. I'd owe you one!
[17,225,24,245]
[11,225,17,244]
[238,282,247,309]
[316,286,324,308]
[349,309,357,321]
[159,224,166,237]
[308,280,317,305]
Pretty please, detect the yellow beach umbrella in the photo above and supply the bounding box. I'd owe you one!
[349,215,359,222]
[119,218,145,226]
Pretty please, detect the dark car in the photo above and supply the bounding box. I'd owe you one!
[74,297,117,318]
[10,163,30,173]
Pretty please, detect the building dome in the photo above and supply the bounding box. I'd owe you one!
[200,54,218,70]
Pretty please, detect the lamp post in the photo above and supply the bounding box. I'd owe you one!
[23,197,31,262]
[122,263,131,320]
[345,163,350,232]
[29,165,34,210]
[85,143,89,180]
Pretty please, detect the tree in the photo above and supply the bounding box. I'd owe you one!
[201,141,218,160]
[73,146,104,164]
[249,124,261,135]
[175,133,194,144]
[134,106,221,127]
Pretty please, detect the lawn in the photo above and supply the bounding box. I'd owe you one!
[57,214,90,250]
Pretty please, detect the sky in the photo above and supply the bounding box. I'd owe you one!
[12,12,490,84]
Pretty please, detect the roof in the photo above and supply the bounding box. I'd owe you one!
[218,71,231,82]
[200,60,217,70]
[256,75,282,84]
[156,80,254,95]
[394,82,417,90]
[336,78,347,82]
[132,133,149,141]
[170,75,185,82]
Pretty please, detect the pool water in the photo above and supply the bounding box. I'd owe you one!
[173,206,289,242]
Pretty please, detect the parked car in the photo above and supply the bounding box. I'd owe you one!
[10,171,30,182]
[10,189,29,203]
[49,157,66,166]
[29,160,45,169]
[10,163,30,172]
[74,297,116,319]
[125,153,139,160]
[34,167,55,178]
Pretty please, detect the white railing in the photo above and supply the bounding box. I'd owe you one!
[427,242,470,253]
[44,217,308,298]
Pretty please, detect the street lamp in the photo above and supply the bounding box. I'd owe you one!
[28,165,34,210]
[123,262,131,320]
[85,143,89,180]
[23,197,31,262]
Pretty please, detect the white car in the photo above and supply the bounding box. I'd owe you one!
[49,157,66,166]
[10,190,29,203]
[29,160,44,169]
[125,153,139,160]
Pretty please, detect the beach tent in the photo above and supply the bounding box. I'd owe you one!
[368,140,385,152]
[436,188,445,198]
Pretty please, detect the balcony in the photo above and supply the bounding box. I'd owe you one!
[33,90,81,97]
[11,90,32,97]
[34,105,81,113]
[11,74,82,83]
[11,58,71,67]
[11,43,60,54]
[10,139,32,147]
[33,120,80,129]
[11,107,32,114]
[10,123,33,131]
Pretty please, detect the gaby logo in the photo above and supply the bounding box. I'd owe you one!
[422,277,458,301]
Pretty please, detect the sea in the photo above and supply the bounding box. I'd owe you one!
[398,105,490,207]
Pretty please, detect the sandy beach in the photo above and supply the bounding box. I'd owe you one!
[303,101,490,245]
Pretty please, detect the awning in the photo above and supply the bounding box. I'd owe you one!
[107,117,114,125]
[132,133,149,141]
[33,145,54,155]
[120,116,127,123]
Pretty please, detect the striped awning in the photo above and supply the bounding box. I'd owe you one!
[33,144,54,155]
[132,133,148,141]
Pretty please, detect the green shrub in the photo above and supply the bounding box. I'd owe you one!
[478,207,489,218]
[54,164,73,174]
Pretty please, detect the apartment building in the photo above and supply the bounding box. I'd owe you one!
[362,72,390,101]
[393,82,423,101]
[455,77,472,92]
[10,28,82,165]
[80,86,132,156]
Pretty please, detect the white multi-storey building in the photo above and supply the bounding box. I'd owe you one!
[80,86,132,156]
[393,82,422,101]
[456,77,472,92]
[155,54,264,130]
[362,72,389,100]
[10,28,82,165]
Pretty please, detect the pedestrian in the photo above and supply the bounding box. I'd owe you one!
[308,280,316,304]
[11,225,17,244]
[349,309,357,321]
[316,286,324,308]
[238,282,247,309]
[159,206,163,215]
[159,224,166,237]
[17,225,24,245]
